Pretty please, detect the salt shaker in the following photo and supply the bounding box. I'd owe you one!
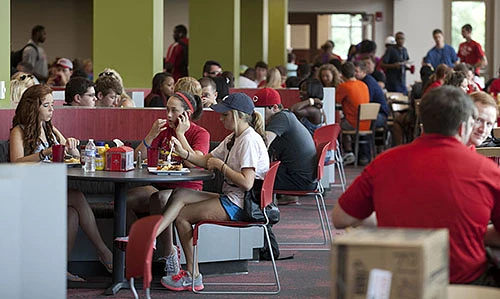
[136,150,143,169]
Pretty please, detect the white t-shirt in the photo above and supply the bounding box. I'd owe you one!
[211,127,269,208]
[238,76,258,88]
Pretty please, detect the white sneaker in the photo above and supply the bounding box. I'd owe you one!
[161,270,204,291]
[342,152,355,165]
[159,245,181,275]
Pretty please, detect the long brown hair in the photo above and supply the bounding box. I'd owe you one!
[12,84,59,154]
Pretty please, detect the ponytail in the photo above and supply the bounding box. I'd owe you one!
[251,111,267,144]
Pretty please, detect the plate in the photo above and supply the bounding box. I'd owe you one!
[148,167,190,175]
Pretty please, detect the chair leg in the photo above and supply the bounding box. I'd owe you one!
[354,133,360,167]
[318,193,333,241]
[130,277,139,299]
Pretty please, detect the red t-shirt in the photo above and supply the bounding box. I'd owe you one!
[338,134,500,284]
[489,78,500,96]
[335,79,370,130]
[150,122,210,190]
[423,80,442,97]
[458,40,485,74]
[165,37,189,81]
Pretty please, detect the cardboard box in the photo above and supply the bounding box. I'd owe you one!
[331,228,449,299]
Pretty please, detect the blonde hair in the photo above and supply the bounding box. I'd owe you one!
[232,110,266,144]
[265,68,282,89]
[10,72,36,106]
[101,67,135,107]
[318,63,341,87]
[174,77,202,96]
[470,91,498,116]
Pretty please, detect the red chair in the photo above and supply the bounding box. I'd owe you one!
[274,142,333,250]
[126,215,163,299]
[191,161,281,294]
[313,124,346,192]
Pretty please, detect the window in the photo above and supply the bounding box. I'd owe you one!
[330,14,364,60]
[451,1,486,50]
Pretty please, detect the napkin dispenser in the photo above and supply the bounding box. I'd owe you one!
[105,146,134,172]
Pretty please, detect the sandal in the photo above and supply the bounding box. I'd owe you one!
[67,272,86,282]
[99,256,113,274]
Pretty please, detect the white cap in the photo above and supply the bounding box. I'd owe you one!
[385,36,396,45]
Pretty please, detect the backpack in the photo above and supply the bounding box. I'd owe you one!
[11,43,38,69]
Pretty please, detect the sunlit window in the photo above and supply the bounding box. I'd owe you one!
[451,1,485,50]
[330,14,364,60]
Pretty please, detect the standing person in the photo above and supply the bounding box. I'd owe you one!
[64,77,97,107]
[21,25,48,82]
[126,91,209,278]
[333,86,500,286]
[155,93,269,291]
[313,40,342,65]
[380,33,411,95]
[165,25,189,81]
[9,84,113,281]
[254,88,317,205]
[424,29,458,69]
[458,24,487,75]
[144,72,175,107]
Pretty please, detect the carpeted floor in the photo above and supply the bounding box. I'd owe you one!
[67,165,364,298]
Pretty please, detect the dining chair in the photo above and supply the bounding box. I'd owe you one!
[126,215,164,299]
[341,103,381,166]
[475,147,500,167]
[413,98,423,140]
[274,142,333,250]
[492,127,500,138]
[190,161,281,294]
[313,124,346,191]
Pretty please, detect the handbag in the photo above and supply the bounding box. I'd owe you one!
[243,179,280,224]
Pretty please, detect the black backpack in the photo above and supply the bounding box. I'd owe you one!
[11,43,38,69]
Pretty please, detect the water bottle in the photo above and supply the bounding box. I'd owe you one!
[84,139,96,172]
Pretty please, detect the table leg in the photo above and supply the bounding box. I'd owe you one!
[104,182,129,295]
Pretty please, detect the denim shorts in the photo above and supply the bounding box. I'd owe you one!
[219,195,247,221]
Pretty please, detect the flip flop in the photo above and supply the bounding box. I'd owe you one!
[99,256,113,274]
[67,272,86,282]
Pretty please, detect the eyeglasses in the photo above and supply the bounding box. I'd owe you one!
[19,74,33,81]
[98,71,115,77]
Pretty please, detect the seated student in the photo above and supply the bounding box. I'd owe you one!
[290,78,326,135]
[9,84,113,282]
[10,71,36,108]
[353,61,389,128]
[467,91,498,148]
[318,63,341,88]
[198,77,218,108]
[144,72,175,107]
[333,86,500,287]
[98,68,135,107]
[46,58,73,87]
[153,93,269,291]
[422,64,451,96]
[64,77,97,107]
[264,67,283,89]
[444,71,469,93]
[255,60,268,87]
[174,76,202,97]
[254,88,317,204]
[239,67,258,88]
[95,75,123,107]
[127,91,209,276]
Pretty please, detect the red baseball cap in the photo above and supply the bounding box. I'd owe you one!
[253,88,281,107]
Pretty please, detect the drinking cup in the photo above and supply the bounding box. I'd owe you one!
[52,144,65,162]
[147,147,159,167]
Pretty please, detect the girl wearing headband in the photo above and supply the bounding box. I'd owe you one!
[153,93,269,291]
[129,91,209,275]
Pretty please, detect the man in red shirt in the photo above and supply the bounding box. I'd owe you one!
[458,24,487,75]
[165,25,189,81]
[333,86,500,286]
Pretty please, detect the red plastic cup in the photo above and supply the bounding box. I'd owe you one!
[410,65,415,74]
[147,147,159,167]
[52,144,65,162]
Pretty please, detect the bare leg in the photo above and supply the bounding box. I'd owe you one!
[149,190,174,257]
[67,189,112,265]
[126,185,158,232]
[67,206,83,281]
[175,197,229,277]
[155,188,220,238]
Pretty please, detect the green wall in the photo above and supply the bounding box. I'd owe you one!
[189,0,240,79]
[93,0,163,88]
[268,0,287,68]
[240,0,267,68]
[0,0,10,108]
